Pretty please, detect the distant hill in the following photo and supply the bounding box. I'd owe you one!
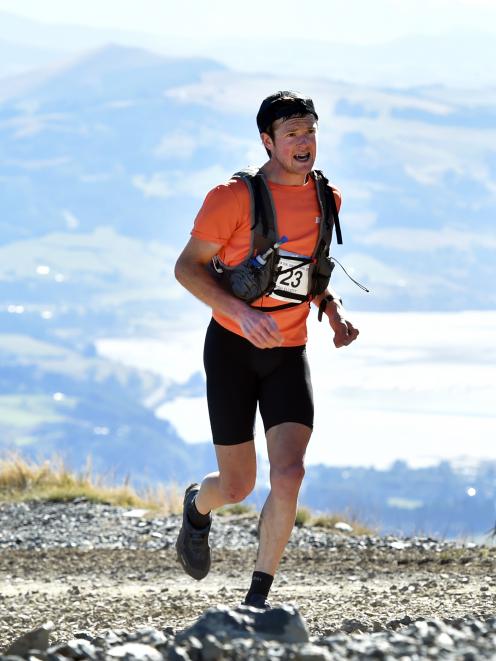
[1,44,494,311]
[0,37,68,78]
[1,10,496,87]
[299,460,496,539]
[0,330,216,487]
[1,44,224,106]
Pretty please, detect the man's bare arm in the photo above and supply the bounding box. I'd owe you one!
[175,237,283,349]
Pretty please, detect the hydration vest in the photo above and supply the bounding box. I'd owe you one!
[211,167,343,310]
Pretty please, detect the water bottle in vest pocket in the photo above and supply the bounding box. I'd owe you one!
[214,249,279,303]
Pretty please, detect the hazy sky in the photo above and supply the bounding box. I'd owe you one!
[1,0,496,44]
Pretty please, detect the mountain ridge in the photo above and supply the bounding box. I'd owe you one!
[1,9,496,87]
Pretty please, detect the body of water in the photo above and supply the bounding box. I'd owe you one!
[96,310,496,469]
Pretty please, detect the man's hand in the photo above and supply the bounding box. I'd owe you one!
[328,308,359,348]
[237,307,283,349]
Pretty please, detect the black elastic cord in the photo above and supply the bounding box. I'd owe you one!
[330,257,370,292]
[251,300,304,312]
[271,289,307,302]
[276,258,312,277]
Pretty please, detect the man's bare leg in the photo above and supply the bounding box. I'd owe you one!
[176,440,257,580]
[255,422,312,575]
[194,440,257,514]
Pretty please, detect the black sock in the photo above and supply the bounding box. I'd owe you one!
[187,497,211,529]
[245,571,274,600]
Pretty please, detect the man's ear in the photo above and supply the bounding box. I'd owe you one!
[261,131,274,152]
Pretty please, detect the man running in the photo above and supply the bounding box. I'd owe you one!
[174,90,359,609]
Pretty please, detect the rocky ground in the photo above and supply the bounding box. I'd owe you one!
[1,499,495,659]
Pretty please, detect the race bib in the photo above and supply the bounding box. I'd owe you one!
[270,250,312,303]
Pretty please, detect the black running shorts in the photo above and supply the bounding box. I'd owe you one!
[203,318,314,445]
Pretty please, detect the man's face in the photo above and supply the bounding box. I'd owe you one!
[262,114,318,177]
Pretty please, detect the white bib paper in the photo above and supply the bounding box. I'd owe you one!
[270,250,312,302]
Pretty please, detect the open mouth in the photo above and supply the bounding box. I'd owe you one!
[294,152,311,163]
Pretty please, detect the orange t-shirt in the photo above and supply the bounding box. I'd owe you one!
[192,176,325,346]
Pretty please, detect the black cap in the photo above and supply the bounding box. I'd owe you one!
[256,91,318,134]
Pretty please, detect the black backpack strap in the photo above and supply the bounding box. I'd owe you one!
[313,170,343,246]
[234,169,278,255]
[257,301,305,312]
[326,184,343,245]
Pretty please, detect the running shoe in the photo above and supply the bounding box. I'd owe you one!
[176,483,211,580]
[243,593,272,610]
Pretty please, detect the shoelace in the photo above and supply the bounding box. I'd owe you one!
[190,530,208,547]
[190,534,208,559]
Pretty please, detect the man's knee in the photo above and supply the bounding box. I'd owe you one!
[270,463,305,496]
[219,476,255,503]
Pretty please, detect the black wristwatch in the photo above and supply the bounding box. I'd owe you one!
[318,294,343,322]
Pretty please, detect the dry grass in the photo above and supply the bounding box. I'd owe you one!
[296,505,376,536]
[217,503,257,517]
[0,453,183,515]
[294,506,313,526]
[311,512,376,536]
[0,454,375,534]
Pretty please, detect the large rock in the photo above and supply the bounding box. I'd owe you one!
[48,638,97,659]
[4,622,54,656]
[176,603,309,645]
[107,642,163,661]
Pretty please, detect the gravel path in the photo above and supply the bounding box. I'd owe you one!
[1,499,495,659]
